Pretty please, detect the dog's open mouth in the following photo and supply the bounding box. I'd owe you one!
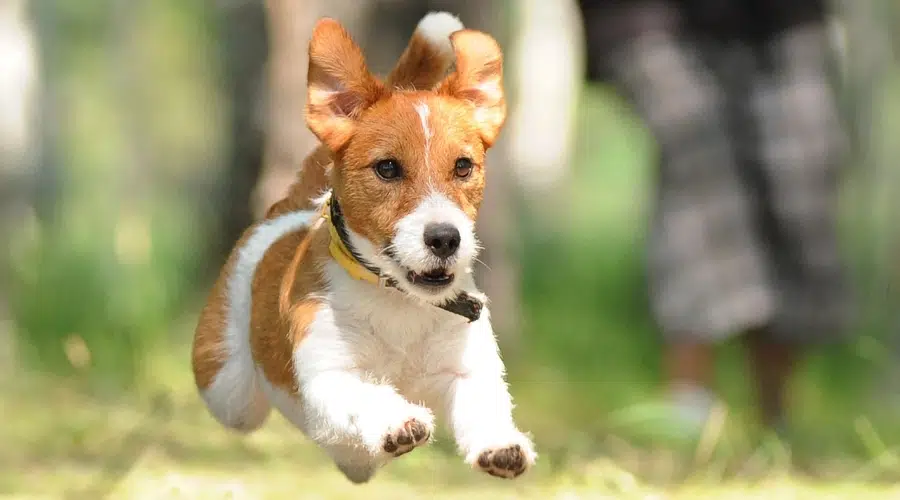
[406,268,455,288]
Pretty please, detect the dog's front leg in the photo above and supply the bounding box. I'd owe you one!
[441,314,537,479]
[296,328,434,483]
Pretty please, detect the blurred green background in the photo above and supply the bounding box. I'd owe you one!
[2,0,900,498]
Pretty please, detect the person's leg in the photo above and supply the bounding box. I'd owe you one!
[743,328,798,431]
[587,2,776,431]
[740,13,853,431]
[665,342,715,390]
[664,340,717,428]
[706,36,801,434]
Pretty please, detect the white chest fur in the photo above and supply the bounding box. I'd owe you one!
[314,261,477,399]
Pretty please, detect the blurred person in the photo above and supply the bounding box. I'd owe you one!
[577,0,854,435]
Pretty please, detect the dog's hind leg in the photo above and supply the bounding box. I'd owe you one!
[192,265,272,432]
[328,444,378,484]
[192,209,320,431]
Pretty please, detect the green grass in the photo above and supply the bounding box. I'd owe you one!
[4,347,900,499]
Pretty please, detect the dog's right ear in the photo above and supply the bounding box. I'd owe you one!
[439,29,506,148]
[306,18,384,152]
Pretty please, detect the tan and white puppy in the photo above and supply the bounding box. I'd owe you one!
[191,12,536,484]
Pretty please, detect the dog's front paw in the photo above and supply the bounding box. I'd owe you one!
[467,433,536,479]
[359,402,434,459]
[382,417,432,457]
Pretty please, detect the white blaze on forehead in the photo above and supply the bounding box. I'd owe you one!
[415,101,432,169]
[415,102,432,140]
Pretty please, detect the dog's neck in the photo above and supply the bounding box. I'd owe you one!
[321,192,484,323]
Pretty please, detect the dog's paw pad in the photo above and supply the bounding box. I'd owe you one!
[382,418,431,457]
[475,444,530,479]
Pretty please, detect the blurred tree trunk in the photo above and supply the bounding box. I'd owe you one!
[504,0,583,226]
[0,0,39,257]
[110,0,152,223]
[0,0,39,376]
[835,0,898,334]
[832,0,900,401]
[210,0,368,262]
[208,0,269,266]
[210,0,369,264]
[254,0,316,219]
[29,0,62,226]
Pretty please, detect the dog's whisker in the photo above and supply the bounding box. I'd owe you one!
[474,257,492,272]
[378,244,398,257]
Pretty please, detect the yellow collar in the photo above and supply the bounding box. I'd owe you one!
[321,194,388,287]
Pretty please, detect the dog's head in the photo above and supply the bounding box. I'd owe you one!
[306,14,505,304]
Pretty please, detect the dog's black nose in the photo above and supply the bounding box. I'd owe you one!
[423,223,461,259]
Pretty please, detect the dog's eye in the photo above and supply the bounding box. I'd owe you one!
[374,159,402,181]
[454,158,473,179]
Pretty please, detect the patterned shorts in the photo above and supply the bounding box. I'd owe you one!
[603,23,855,342]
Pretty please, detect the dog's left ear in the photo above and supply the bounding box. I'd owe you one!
[306,18,384,152]
[439,30,506,147]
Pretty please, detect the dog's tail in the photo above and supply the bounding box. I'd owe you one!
[384,11,464,89]
[270,12,464,217]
